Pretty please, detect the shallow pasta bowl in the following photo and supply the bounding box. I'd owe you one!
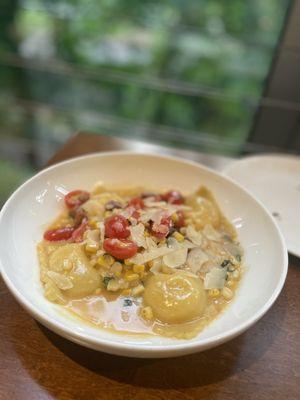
[0,152,288,358]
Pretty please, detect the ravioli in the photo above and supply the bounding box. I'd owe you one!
[144,273,206,324]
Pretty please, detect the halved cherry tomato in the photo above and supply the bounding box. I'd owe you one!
[128,197,144,209]
[151,216,173,239]
[162,190,184,205]
[65,190,90,209]
[72,219,88,242]
[105,215,130,239]
[174,210,185,228]
[44,227,75,241]
[103,238,138,260]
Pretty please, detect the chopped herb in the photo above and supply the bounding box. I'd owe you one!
[221,259,231,268]
[235,254,242,262]
[103,276,113,287]
[223,234,232,241]
[123,298,133,307]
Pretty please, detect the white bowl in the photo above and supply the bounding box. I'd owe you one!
[0,152,288,358]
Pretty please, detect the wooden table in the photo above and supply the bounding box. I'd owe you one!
[1,133,299,400]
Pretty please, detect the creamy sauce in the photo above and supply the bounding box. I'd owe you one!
[37,185,243,340]
[64,289,233,339]
[66,295,154,336]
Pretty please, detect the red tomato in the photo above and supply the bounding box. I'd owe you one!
[44,227,75,241]
[162,190,184,205]
[72,219,88,243]
[65,190,90,209]
[103,238,138,260]
[174,210,185,228]
[151,216,173,238]
[105,215,130,239]
[128,197,144,209]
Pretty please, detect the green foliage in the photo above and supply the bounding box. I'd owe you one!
[0,0,291,169]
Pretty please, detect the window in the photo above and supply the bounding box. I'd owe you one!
[0,0,293,202]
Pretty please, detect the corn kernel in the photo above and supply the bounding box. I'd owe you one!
[94,288,101,295]
[133,264,145,274]
[104,211,112,218]
[121,288,132,296]
[226,280,234,288]
[97,256,108,268]
[144,230,150,237]
[124,258,133,266]
[141,306,153,320]
[85,243,99,253]
[172,231,185,242]
[222,287,233,300]
[107,279,120,292]
[159,238,166,245]
[124,272,139,282]
[171,213,179,223]
[132,284,145,296]
[89,220,99,229]
[110,262,123,278]
[104,254,115,266]
[209,289,220,297]
[97,254,115,268]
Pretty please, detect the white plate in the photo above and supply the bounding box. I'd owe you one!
[223,154,300,258]
[0,152,288,358]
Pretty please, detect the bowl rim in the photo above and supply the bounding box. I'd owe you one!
[0,151,288,356]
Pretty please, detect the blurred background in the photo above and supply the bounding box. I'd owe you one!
[1,0,300,204]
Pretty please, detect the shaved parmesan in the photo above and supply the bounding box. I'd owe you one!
[187,248,209,273]
[145,236,157,250]
[47,271,73,290]
[186,225,203,246]
[163,247,188,268]
[204,267,227,289]
[129,224,147,248]
[129,245,173,265]
[149,257,162,274]
[203,224,221,241]
[99,221,105,247]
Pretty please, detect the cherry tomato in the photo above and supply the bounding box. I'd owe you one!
[105,215,130,239]
[103,238,138,260]
[151,216,173,238]
[65,190,90,209]
[174,210,185,228]
[162,190,184,205]
[128,197,144,209]
[44,227,75,241]
[72,219,88,243]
